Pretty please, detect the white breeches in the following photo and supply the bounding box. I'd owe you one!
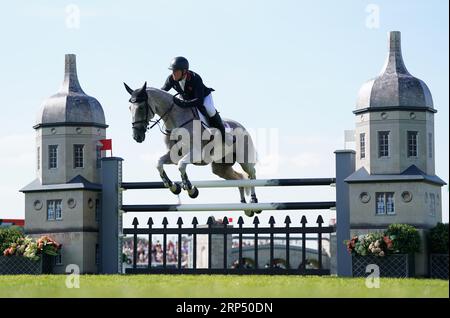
[203,93,217,117]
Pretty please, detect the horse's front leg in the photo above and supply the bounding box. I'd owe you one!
[157,152,181,195]
[178,151,199,199]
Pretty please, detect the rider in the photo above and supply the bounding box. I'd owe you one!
[161,56,230,143]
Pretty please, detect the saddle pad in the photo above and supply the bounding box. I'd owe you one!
[193,108,233,133]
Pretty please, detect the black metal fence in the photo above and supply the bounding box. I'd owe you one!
[123,215,335,275]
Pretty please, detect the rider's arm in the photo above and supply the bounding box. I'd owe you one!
[173,96,203,108]
[161,75,173,91]
[173,76,204,108]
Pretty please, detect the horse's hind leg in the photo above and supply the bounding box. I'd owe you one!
[239,162,258,202]
[239,162,261,215]
[211,163,246,203]
[157,152,181,195]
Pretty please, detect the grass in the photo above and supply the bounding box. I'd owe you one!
[0,275,448,298]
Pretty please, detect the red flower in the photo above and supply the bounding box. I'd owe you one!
[3,247,13,256]
[383,236,393,249]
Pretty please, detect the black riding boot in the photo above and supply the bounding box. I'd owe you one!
[208,111,227,142]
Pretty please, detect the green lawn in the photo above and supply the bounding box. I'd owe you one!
[0,275,447,298]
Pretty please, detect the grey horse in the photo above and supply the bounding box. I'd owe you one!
[124,82,261,216]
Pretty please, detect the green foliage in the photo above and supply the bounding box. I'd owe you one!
[427,223,449,254]
[346,224,421,256]
[385,224,421,254]
[0,227,24,253]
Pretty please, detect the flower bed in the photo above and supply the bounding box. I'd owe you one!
[0,234,61,275]
[346,232,394,257]
[345,224,419,278]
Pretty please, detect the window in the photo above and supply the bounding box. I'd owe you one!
[37,147,40,170]
[378,131,389,157]
[96,146,102,168]
[360,133,366,159]
[74,144,84,168]
[429,193,436,217]
[47,200,62,220]
[407,131,418,157]
[428,133,433,158]
[375,192,395,215]
[95,199,101,222]
[49,145,58,169]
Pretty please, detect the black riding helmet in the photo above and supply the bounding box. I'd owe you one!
[169,56,189,71]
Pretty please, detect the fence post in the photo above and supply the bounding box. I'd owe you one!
[334,150,355,277]
[100,157,124,274]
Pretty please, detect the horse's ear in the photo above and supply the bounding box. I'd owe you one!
[142,81,147,91]
[124,82,134,95]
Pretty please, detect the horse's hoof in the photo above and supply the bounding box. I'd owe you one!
[182,181,191,191]
[170,183,181,195]
[188,186,199,199]
[244,210,254,217]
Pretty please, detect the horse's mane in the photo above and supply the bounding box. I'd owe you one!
[147,87,173,105]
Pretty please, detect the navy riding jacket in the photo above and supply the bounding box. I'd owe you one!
[161,70,215,111]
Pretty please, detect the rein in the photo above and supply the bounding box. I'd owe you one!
[133,93,197,136]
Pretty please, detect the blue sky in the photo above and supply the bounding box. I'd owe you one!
[0,1,448,227]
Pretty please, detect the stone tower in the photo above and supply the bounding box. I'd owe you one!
[346,31,446,275]
[21,54,108,274]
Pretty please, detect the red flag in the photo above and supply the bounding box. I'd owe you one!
[99,139,112,151]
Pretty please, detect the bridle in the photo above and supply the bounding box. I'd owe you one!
[131,92,197,136]
[131,97,154,128]
[131,95,174,136]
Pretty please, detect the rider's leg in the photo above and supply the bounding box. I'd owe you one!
[209,112,227,141]
[203,93,232,144]
[203,93,217,117]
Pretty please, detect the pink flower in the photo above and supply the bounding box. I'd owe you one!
[383,236,393,249]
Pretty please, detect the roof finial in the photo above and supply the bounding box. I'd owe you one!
[60,54,85,94]
[380,31,410,75]
[388,31,402,53]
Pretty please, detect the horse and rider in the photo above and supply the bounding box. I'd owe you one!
[161,56,229,143]
[123,56,261,216]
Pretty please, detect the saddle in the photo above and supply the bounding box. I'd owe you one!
[191,108,232,133]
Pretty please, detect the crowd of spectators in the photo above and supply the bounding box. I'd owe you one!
[123,236,307,267]
[123,238,189,267]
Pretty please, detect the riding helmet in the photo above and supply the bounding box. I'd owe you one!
[168,56,189,71]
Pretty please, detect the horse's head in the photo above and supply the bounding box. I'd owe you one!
[124,81,155,143]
